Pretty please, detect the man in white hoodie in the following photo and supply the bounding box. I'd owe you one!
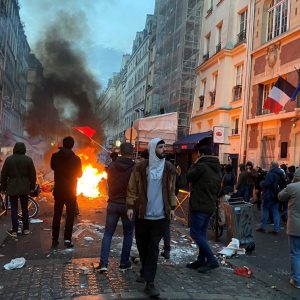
[127,138,177,298]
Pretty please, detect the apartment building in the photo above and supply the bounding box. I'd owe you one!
[246,0,300,168]
[190,0,250,167]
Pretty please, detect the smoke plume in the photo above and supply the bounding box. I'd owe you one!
[25,12,103,144]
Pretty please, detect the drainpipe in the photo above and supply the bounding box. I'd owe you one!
[239,0,256,164]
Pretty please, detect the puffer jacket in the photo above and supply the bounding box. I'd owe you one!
[51,147,82,198]
[126,160,177,219]
[278,182,300,236]
[107,156,134,204]
[1,142,36,196]
[186,155,222,214]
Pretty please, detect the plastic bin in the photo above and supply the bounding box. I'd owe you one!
[223,200,255,246]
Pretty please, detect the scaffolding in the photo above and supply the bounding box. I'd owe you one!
[152,0,203,138]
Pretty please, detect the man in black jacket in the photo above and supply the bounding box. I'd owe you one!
[186,142,222,273]
[96,143,134,273]
[51,136,82,248]
[1,142,36,237]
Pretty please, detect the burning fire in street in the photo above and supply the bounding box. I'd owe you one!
[76,148,107,198]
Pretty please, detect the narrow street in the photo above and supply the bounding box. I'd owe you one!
[0,193,298,299]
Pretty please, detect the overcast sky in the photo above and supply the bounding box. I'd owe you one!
[19,0,155,89]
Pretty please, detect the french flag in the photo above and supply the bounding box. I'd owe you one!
[263,77,295,113]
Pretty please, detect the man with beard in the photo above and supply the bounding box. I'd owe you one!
[186,140,222,273]
[127,138,177,298]
[51,136,82,249]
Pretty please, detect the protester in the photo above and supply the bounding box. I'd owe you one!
[186,140,222,273]
[126,138,177,298]
[219,164,236,196]
[96,143,135,273]
[278,167,300,289]
[256,161,283,234]
[236,163,247,198]
[51,136,82,248]
[245,161,257,202]
[1,142,36,237]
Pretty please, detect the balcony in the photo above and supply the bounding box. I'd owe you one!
[209,91,216,106]
[203,53,209,62]
[237,30,246,44]
[216,42,221,53]
[232,128,239,135]
[199,95,204,110]
[232,85,242,101]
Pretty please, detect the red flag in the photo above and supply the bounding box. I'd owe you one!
[73,126,96,139]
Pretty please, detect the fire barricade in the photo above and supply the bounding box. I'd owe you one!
[223,199,255,250]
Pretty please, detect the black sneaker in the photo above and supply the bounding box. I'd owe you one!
[7,230,17,238]
[64,240,74,248]
[95,263,108,273]
[161,250,170,259]
[51,240,59,249]
[198,261,219,273]
[144,282,160,298]
[119,261,132,271]
[186,260,205,269]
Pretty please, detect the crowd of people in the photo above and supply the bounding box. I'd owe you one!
[0,136,300,297]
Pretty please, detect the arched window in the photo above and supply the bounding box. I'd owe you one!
[267,0,288,41]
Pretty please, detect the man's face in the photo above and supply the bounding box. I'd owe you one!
[155,143,166,159]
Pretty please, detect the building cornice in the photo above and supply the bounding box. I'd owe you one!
[192,106,241,121]
[195,43,246,73]
[251,26,300,57]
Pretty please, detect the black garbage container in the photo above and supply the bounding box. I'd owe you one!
[223,200,255,251]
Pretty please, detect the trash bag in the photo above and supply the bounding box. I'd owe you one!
[4,257,26,270]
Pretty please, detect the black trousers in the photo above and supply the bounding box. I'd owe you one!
[135,218,168,282]
[52,196,76,242]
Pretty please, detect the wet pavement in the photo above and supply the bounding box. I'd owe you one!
[0,193,299,299]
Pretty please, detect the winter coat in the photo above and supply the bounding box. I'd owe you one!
[1,142,36,196]
[221,172,236,195]
[51,147,82,199]
[236,171,247,190]
[186,155,222,214]
[278,182,300,236]
[126,160,177,219]
[107,156,134,204]
[260,166,283,203]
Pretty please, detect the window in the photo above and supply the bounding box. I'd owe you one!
[233,64,243,100]
[210,73,218,105]
[216,25,222,52]
[238,10,247,43]
[257,82,276,115]
[199,80,206,110]
[267,0,288,41]
[207,0,213,14]
[232,118,239,135]
[203,34,210,60]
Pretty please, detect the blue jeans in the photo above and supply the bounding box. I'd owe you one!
[10,195,29,232]
[261,201,280,232]
[189,211,217,264]
[290,235,300,286]
[100,202,134,266]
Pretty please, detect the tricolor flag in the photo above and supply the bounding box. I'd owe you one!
[73,126,96,139]
[291,81,300,101]
[263,77,295,114]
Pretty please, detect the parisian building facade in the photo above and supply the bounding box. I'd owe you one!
[0,0,30,140]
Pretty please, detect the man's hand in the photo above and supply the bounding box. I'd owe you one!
[127,209,134,221]
[170,210,175,221]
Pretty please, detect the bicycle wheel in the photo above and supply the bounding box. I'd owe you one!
[18,197,39,219]
[209,214,224,238]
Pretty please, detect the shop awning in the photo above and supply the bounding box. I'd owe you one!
[173,130,212,151]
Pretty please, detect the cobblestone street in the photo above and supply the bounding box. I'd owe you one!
[0,195,298,299]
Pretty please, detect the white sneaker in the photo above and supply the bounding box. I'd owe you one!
[290,278,300,289]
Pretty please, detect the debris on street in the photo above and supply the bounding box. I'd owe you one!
[4,257,26,270]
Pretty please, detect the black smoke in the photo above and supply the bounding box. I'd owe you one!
[25,12,103,144]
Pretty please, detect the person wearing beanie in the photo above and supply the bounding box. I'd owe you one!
[278,167,300,289]
[126,138,177,298]
[1,142,36,237]
[51,136,82,249]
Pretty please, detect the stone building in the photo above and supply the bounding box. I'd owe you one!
[246,0,300,168]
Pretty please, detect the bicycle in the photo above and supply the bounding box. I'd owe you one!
[0,191,39,219]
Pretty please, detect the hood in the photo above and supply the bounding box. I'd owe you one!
[58,147,75,157]
[13,142,26,154]
[148,138,165,180]
[198,155,221,172]
[113,156,134,171]
[270,166,284,177]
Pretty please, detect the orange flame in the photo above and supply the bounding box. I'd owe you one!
[76,148,107,198]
